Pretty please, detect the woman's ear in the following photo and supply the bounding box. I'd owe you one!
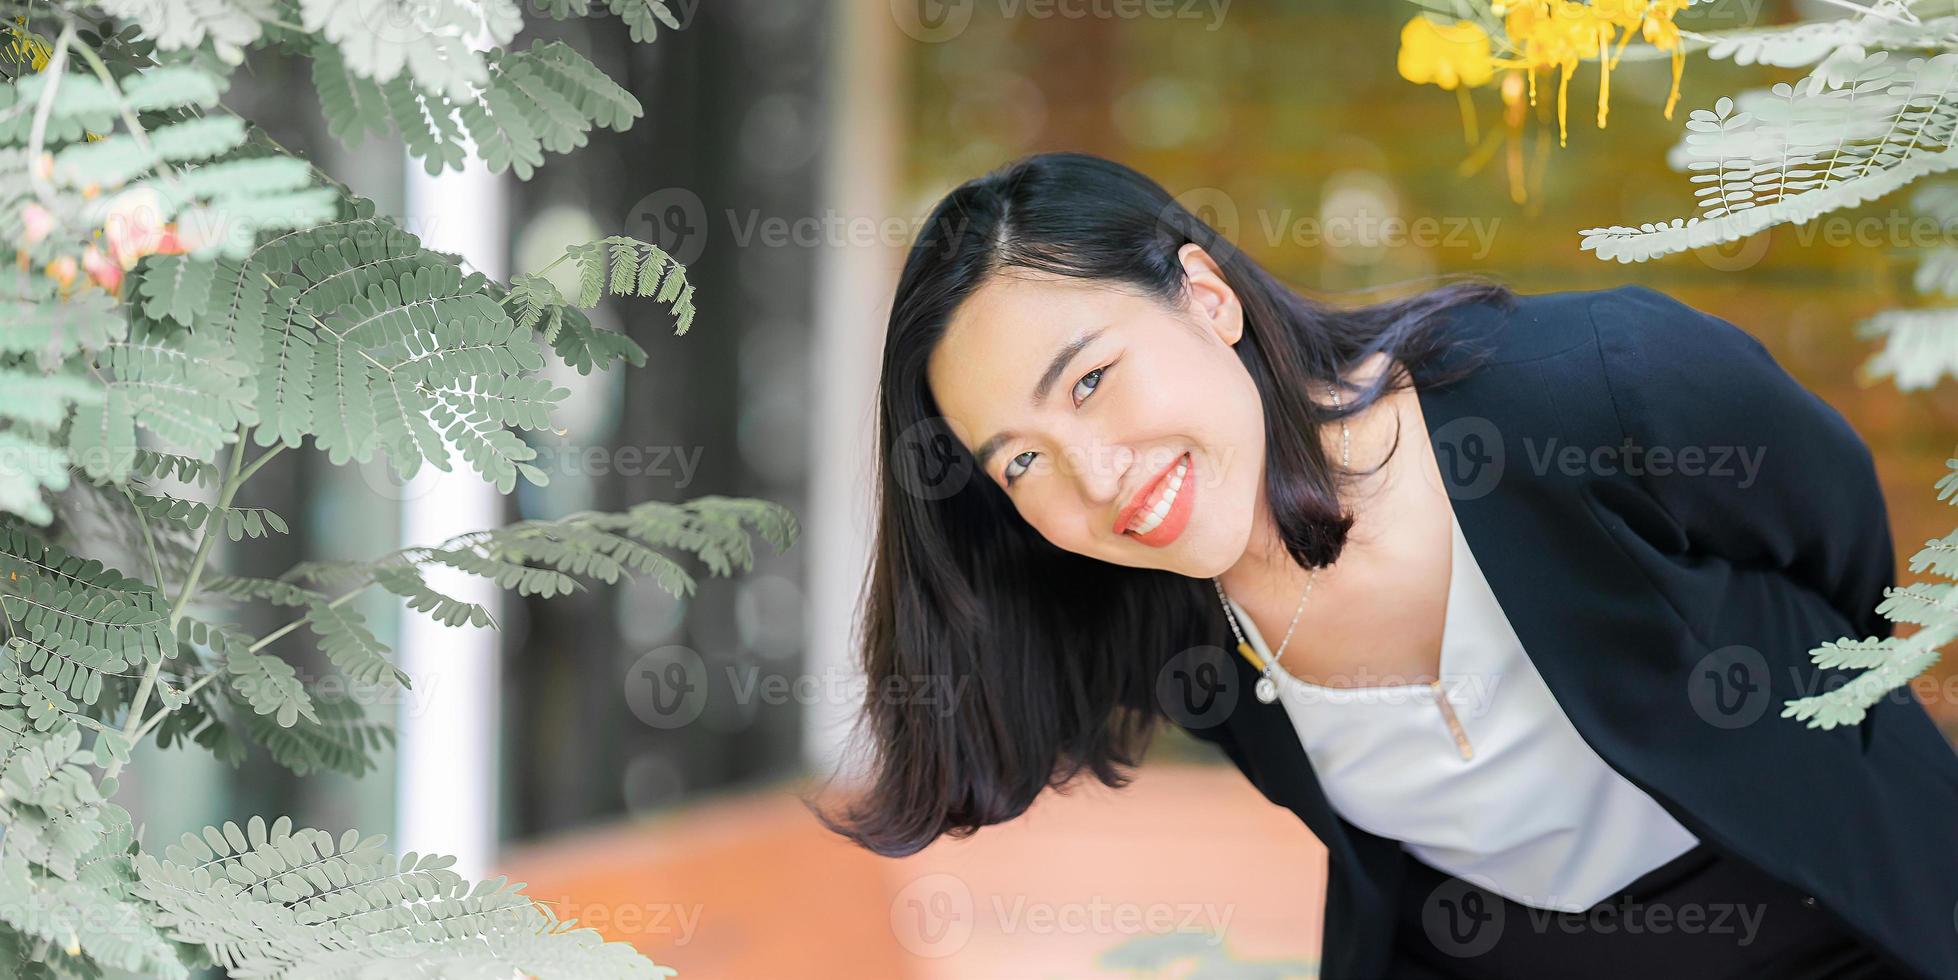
[1178,242,1244,346]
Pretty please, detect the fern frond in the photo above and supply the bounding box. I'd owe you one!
[605,0,685,44]
[0,671,84,734]
[371,564,495,628]
[1782,627,1951,728]
[314,38,641,180]
[199,573,324,607]
[0,748,187,979]
[614,495,802,577]
[136,255,218,327]
[501,274,648,374]
[1700,13,1958,71]
[4,635,137,706]
[303,599,407,688]
[1581,53,1958,262]
[501,235,688,372]
[1869,579,1958,626]
[0,291,125,371]
[296,0,521,102]
[127,449,223,489]
[242,690,393,777]
[96,0,272,64]
[225,648,318,728]
[126,488,288,541]
[71,330,255,480]
[171,618,319,728]
[535,0,689,46]
[3,64,339,261]
[292,495,797,620]
[426,547,580,598]
[0,524,171,669]
[1855,304,1958,390]
[135,816,673,979]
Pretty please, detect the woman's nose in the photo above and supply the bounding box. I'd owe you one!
[1071,443,1135,506]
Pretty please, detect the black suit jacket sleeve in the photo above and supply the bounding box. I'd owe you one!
[1589,283,1897,643]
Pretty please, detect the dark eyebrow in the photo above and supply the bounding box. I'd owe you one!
[972,326,1108,471]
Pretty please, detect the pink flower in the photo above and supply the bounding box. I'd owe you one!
[82,244,121,292]
[100,187,166,269]
[21,203,55,245]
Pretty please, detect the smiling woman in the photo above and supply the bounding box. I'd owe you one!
[804,150,1514,854]
[802,151,1958,980]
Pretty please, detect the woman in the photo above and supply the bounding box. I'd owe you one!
[810,151,1958,979]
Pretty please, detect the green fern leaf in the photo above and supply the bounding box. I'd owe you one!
[311,44,394,146]
[546,309,647,375]
[137,255,218,327]
[310,331,378,465]
[303,599,408,688]
[0,524,171,668]
[371,564,496,628]
[4,635,133,707]
[244,692,394,777]
[225,647,319,730]
[0,292,126,370]
[96,0,270,64]
[607,0,684,43]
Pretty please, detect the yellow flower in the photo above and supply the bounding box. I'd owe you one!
[1484,0,1691,147]
[1,17,50,72]
[7,18,105,142]
[1398,16,1496,91]
[45,254,78,294]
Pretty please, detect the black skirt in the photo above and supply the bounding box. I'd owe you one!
[1383,842,1916,979]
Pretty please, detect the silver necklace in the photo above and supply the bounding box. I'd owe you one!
[1213,382,1350,705]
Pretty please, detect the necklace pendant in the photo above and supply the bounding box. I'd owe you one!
[1254,674,1278,704]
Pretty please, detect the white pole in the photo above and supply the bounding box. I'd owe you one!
[806,1,904,780]
[396,124,507,881]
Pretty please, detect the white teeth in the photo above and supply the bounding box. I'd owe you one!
[1128,455,1190,536]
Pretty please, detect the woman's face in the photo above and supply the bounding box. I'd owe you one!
[926,244,1268,578]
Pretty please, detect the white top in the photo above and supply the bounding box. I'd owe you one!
[1223,502,1699,912]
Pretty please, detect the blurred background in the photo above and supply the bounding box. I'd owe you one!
[120,0,1958,976]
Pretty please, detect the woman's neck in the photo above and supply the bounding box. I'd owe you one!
[1215,363,1414,625]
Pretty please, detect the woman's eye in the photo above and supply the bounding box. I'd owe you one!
[1072,366,1106,406]
[1004,451,1036,484]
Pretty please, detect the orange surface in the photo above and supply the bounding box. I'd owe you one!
[497,762,1329,978]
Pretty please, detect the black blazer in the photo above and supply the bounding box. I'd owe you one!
[1179,283,1958,980]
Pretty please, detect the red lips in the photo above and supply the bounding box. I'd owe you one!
[1114,453,1184,535]
[1114,452,1195,547]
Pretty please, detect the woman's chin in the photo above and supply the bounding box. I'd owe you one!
[1155,527,1246,580]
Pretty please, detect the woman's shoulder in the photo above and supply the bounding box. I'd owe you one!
[1423,283,1607,371]
[1584,282,1772,362]
[1441,282,1772,381]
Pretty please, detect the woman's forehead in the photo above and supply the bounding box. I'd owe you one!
[936,275,1139,369]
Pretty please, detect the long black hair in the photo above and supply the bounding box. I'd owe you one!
[807,151,1516,856]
